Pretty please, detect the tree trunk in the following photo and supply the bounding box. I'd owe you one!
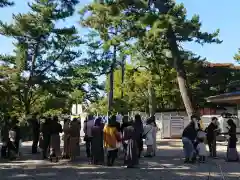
[148,79,156,116]
[121,56,125,99]
[152,0,195,117]
[108,45,117,115]
[167,25,195,117]
[108,68,114,114]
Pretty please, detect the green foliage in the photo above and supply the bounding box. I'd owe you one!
[234,49,240,63]
[0,0,13,7]
[0,0,234,119]
[0,0,93,117]
[99,62,240,114]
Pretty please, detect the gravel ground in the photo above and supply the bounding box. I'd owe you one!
[0,140,240,180]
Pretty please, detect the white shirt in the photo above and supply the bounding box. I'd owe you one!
[197,143,207,156]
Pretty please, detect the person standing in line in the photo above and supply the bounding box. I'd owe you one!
[1,115,10,159]
[226,119,239,162]
[151,116,158,157]
[91,117,104,165]
[69,118,81,161]
[143,118,154,157]
[206,117,219,158]
[83,114,95,162]
[103,115,121,166]
[30,113,40,154]
[49,116,62,162]
[123,119,140,168]
[121,116,130,154]
[62,118,71,159]
[133,114,144,158]
[8,117,21,160]
[40,117,51,160]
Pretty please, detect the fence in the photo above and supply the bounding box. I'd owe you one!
[155,113,189,139]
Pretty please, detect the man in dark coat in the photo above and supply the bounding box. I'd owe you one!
[40,117,51,159]
[206,117,219,158]
[1,115,10,158]
[182,115,199,163]
[30,113,40,154]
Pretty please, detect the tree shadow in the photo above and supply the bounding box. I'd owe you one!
[156,139,182,147]
[1,147,240,180]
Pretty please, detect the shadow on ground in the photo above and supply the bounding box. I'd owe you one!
[1,147,240,180]
[156,139,182,148]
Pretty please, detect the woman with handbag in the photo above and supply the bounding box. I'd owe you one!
[143,118,154,157]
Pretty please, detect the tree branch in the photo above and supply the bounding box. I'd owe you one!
[37,41,68,75]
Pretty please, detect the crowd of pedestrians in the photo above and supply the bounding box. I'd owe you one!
[82,114,158,168]
[2,112,238,166]
[182,115,239,163]
[0,113,158,168]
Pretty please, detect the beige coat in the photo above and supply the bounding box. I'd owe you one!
[69,120,81,159]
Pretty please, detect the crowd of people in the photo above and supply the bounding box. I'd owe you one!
[0,113,158,168]
[81,114,158,167]
[182,115,239,163]
[1,113,239,165]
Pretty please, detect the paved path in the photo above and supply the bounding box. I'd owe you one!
[1,140,240,179]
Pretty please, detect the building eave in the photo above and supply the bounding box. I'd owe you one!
[206,91,240,104]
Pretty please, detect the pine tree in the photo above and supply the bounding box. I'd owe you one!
[80,1,147,114]
[0,0,81,115]
[148,0,221,116]
[0,0,13,7]
[115,0,221,116]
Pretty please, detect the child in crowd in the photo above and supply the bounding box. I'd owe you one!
[196,138,207,163]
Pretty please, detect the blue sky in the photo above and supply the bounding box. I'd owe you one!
[0,0,239,65]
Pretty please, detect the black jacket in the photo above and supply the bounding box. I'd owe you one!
[206,122,218,141]
[182,121,197,142]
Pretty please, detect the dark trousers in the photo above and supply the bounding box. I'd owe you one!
[137,139,143,158]
[42,136,50,159]
[7,140,19,159]
[199,156,206,162]
[14,141,19,154]
[85,137,92,158]
[32,134,39,153]
[208,139,216,157]
[1,144,8,158]
[107,149,118,166]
